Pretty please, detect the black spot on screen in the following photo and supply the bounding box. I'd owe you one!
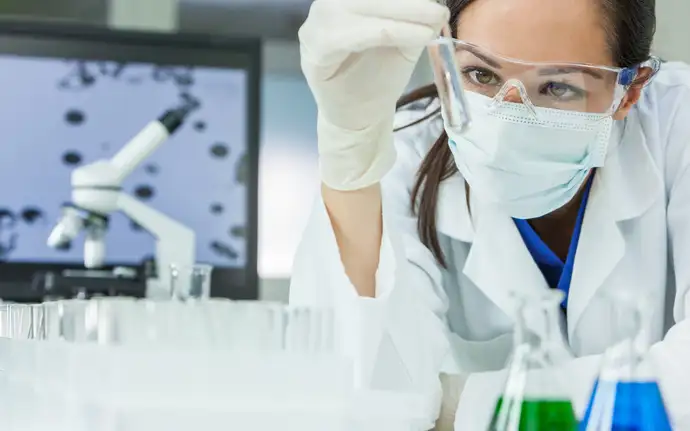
[62,151,82,166]
[65,109,85,125]
[210,143,229,159]
[134,185,155,200]
[20,207,44,224]
[194,121,206,132]
[144,163,159,175]
[235,153,248,185]
[210,240,238,260]
[210,203,224,215]
[229,225,246,239]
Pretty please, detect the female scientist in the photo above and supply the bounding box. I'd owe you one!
[291,0,690,428]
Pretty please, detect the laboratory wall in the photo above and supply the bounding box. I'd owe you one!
[1,0,689,303]
[654,1,690,63]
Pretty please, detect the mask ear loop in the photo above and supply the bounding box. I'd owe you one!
[491,79,539,119]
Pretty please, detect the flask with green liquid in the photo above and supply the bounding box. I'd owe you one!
[488,290,578,431]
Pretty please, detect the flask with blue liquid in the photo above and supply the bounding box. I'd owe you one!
[580,292,673,431]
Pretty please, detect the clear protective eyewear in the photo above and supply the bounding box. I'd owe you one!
[427,34,661,133]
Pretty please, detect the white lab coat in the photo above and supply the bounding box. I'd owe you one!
[289,62,690,430]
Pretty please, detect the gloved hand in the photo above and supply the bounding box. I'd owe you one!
[299,0,449,191]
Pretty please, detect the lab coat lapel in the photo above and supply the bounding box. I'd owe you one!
[566,173,625,340]
[436,174,550,318]
[462,195,550,318]
[567,114,663,340]
[436,174,474,242]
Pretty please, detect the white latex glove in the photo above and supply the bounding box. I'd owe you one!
[299,0,449,191]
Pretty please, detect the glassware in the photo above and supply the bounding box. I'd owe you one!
[580,291,672,431]
[427,25,472,135]
[489,290,577,431]
[170,263,213,301]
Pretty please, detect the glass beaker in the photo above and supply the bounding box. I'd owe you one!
[170,263,213,301]
[580,291,672,431]
[489,290,578,431]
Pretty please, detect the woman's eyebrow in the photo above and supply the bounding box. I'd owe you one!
[538,67,604,79]
[459,46,502,69]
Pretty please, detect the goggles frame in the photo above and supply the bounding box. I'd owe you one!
[429,36,662,133]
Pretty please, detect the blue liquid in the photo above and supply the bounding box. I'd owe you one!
[580,380,672,431]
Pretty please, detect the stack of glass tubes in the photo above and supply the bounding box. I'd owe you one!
[0,298,430,431]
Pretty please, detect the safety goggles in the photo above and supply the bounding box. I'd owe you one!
[427,37,661,133]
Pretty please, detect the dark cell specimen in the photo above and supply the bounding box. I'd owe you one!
[130,220,143,232]
[229,225,246,239]
[152,66,173,83]
[179,92,200,111]
[193,121,206,132]
[98,62,126,78]
[144,163,159,175]
[235,153,248,185]
[210,203,224,215]
[20,207,44,224]
[62,151,82,166]
[65,109,85,125]
[55,241,72,251]
[134,185,155,200]
[58,63,96,90]
[0,209,16,226]
[210,241,239,260]
[210,143,229,159]
[175,71,194,87]
[0,209,17,260]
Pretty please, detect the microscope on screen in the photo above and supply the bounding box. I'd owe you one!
[45,94,200,298]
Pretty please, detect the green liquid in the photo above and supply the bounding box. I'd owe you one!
[488,397,578,431]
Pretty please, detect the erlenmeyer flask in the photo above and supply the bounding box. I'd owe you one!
[489,290,578,431]
[580,291,672,431]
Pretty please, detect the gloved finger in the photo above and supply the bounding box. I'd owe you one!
[301,19,435,66]
[343,0,449,29]
[300,8,438,61]
[302,0,444,46]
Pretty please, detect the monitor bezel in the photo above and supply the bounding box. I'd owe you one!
[0,19,261,301]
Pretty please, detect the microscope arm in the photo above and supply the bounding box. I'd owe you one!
[110,109,187,184]
[117,193,195,297]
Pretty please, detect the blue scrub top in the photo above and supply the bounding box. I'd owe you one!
[513,176,594,307]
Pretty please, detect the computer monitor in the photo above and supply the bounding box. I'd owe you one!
[0,20,260,300]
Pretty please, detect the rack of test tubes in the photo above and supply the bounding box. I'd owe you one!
[0,299,434,431]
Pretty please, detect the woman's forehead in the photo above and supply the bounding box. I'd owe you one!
[456,0,613,66]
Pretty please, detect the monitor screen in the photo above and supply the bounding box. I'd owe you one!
[0,21,260,300]
[0,58,248,267]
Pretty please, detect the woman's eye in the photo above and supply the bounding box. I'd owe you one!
[463,68,500,86]
[542,82,584,100]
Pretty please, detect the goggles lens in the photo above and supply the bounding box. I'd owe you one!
[427,38,658,132]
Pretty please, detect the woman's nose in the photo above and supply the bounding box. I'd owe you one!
[501,86,525,104]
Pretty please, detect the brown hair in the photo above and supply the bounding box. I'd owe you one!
[395,0,656,267]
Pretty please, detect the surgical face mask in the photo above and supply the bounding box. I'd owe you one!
[445,90,616,219]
